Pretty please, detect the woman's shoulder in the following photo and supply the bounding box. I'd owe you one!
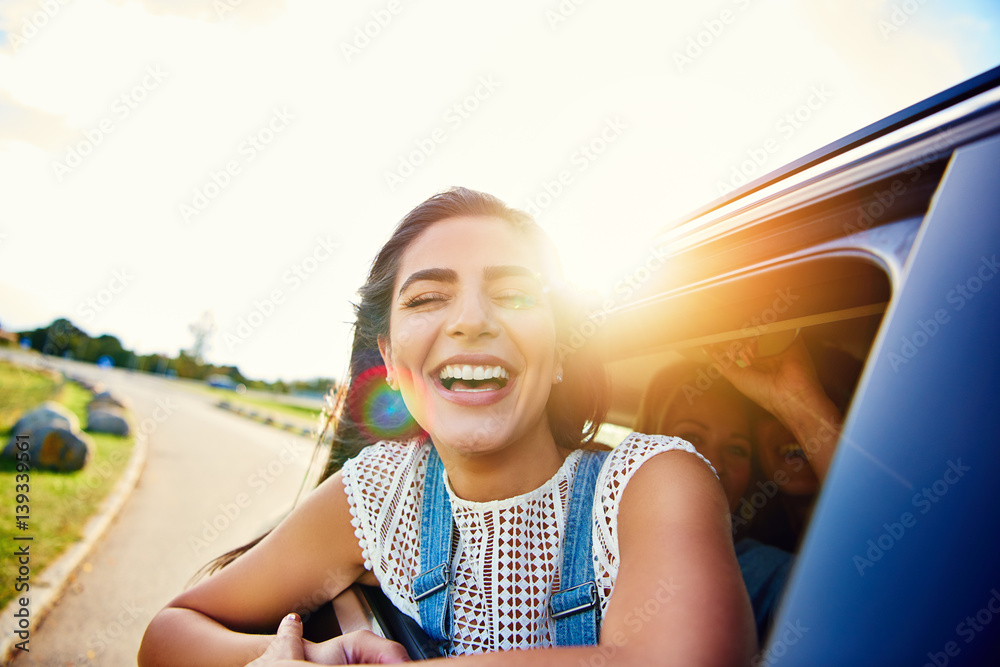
[344,437,431,472]
[601,431,718,480]
[341,437,432,510]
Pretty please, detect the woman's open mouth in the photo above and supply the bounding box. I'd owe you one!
[779,442,807,462]
[438,364,510,392]
[433,363,515,406]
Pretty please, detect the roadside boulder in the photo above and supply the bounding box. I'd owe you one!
[88,390,128,411]
[87,406,131,436]
[11,401,80,436]
[3,427,95,472]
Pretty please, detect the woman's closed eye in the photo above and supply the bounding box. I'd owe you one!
[401,292,449,308]
[493,289,538,309]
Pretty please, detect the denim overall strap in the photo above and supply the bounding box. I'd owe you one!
[550,449,609,646]
[412,445,454,646]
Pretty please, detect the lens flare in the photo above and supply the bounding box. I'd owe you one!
[349,365,424,442]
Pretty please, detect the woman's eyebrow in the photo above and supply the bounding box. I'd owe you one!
[673,419,710,430]
[483,264,540,282]
[397,268,458,296]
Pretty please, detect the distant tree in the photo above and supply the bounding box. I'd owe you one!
[21,318,88,358]
[187,311,216,365]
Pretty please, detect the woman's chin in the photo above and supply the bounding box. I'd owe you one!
[428,420,513,457]
[776,470,819,496]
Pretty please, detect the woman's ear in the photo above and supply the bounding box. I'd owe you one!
[553,346,565,385]
[378,336,398,390]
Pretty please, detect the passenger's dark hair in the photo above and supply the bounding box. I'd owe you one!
[196,187,609,579]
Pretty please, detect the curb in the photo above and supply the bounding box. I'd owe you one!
[1,416,149,664]
[215,399,316,438]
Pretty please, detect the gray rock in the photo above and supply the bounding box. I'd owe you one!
[11,401,80,436]
[88,390,128,411]
[3,427,94,472]
[87,407,131,436]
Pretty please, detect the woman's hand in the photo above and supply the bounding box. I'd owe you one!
[248,615,408,666]
[706,335,841,483]
[304,630,410,665]
[706,334,824,419]
[247,613,306,665]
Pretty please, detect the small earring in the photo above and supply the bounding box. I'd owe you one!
[386,376,397,390]
[555,373,563,384]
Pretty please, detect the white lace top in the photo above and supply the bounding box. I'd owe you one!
[341,432,716,655]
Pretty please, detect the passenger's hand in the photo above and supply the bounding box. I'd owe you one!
[705,335,825,420]
[247,613,306,665]
[304,630,410,664]
[706,335,841,483]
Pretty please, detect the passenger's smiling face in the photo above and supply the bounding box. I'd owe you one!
[378,216,563,456]
[658,389,753,512]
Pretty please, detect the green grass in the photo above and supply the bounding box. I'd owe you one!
[0,362,135,609]
[221,393,321,422]
[0,361,61,432]
[181,382,322,423]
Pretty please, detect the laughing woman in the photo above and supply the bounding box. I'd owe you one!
[139,188,756,666]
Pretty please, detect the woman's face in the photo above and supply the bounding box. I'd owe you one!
[379,216,562,457]
[659,390,752,512]
[754,417,819,496]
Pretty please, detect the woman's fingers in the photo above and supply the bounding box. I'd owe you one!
[340,630,410,664]
[247,613,305,665]
[704,337,756,371]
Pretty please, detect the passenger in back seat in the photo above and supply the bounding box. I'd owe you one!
[636,334,845,643]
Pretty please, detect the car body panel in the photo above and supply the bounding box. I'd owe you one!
[771,133,1000,666]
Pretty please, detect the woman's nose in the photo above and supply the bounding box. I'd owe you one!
[444,292,500,340]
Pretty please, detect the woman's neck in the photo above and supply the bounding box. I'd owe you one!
[434,423,569,503]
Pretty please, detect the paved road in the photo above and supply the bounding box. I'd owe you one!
[5,352,317,666]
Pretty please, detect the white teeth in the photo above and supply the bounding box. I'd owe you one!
[437,364,511,381]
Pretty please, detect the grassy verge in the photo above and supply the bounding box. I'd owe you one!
[0,361,135,610]
[179,382,322,423]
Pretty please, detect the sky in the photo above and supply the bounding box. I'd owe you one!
[0,0,998,382]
